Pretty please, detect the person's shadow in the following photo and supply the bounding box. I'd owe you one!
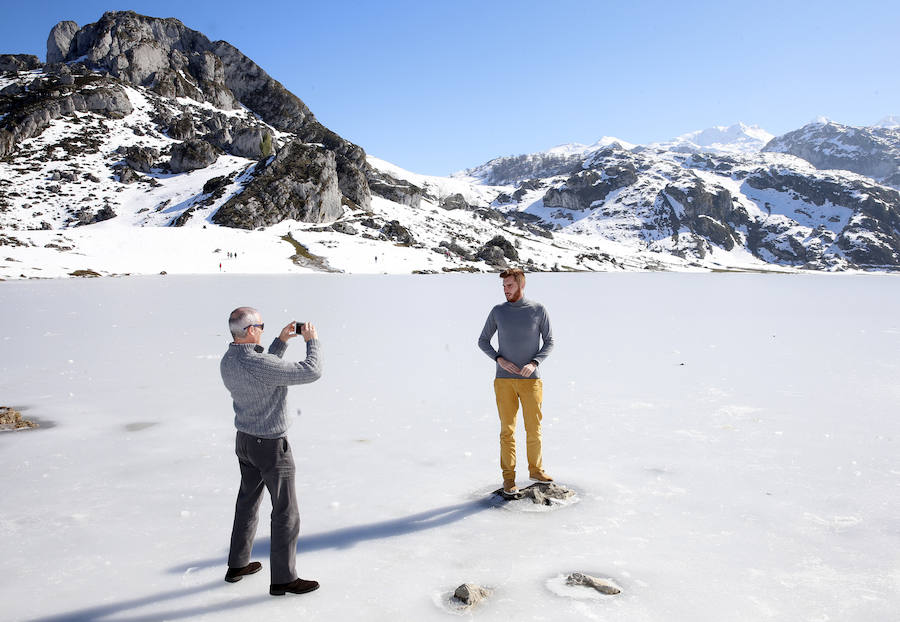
[33,496,499,622]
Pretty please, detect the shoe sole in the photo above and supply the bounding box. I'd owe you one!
[270,583,320,596]
[529,476,553,482]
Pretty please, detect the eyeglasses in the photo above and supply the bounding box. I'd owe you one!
[244,323,264,331]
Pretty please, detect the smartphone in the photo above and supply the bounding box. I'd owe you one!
[295,322,305,333]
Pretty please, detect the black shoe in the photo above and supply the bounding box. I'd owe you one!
[270,578,320,596]
[224,561,262,583]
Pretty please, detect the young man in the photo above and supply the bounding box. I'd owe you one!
[477,269,555,494]
[220,307,322,596]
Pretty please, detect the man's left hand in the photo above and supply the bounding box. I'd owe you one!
[519,363,537,377]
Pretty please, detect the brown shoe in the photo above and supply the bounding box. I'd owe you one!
[503,479,519,494]
[225,561,262,583]
[529,471,554,483]
[270,578,320,596]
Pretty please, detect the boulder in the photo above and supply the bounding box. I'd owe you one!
[440,193,470,210]
[331,222,358,235]
[123,145,159,173]
[477,235,519,265]
[439,240,475,261]
[381,220,416,245]
[166,114,195,140]
[452,584,491,607]
[477,245,508,268]
[169,139,219,172]
[565,572,621,595]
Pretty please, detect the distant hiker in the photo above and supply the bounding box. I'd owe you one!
[219,262,222,271]
[220,307,322,596]
[477,268,554,494]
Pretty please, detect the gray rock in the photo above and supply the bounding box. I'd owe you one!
[0,82,133,158]
[477,245,508,268]
[477,235,519,267]
[440,193,471,210]
[543,161,638,211]
[331,222,358,235]
[167,114,195,140]
[0,54,42,72]
[439,240,475,261]
[565,572,621,595]
[169,139,219,172]
[763,121,900,182]
[47,21,79,64]
[230,126,274,160]
[495,482,576,505]
[213,140,342,229]
[451,583,491,608]
[381,220,416,245]
[124,146,159,173]
[367,168,426,208]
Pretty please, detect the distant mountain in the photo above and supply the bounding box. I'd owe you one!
[650,122,774,154]
[874,115,900,129]
[762,120,900,186]
[454,137,635,186]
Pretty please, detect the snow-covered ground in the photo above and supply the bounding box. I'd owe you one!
[2,273,900,621]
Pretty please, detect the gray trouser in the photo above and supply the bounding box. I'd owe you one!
[228,431,300,584]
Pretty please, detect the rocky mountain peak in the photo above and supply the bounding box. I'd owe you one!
[762,121,900,186]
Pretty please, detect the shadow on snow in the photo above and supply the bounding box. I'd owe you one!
[31,497,496,622]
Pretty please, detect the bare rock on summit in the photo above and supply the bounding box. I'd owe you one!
[46,21,79,64]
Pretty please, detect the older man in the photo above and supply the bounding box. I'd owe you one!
[220,307,322,596]
[478,268,555,495]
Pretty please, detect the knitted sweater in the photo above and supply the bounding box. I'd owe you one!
[220,337,322,438]
[478,297,553,378]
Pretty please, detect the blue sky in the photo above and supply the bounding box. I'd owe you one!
[2,1,898,175]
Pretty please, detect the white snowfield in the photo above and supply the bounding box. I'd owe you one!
[2,273,899,621]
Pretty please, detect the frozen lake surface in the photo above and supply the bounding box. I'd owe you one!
[2,273,899,620]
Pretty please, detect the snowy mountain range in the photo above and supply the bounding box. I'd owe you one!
[1,11,899,278]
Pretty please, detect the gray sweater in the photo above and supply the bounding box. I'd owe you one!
[220,337,322,438]
[478,297,554,378]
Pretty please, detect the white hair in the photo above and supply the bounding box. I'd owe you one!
[228,307,259,339]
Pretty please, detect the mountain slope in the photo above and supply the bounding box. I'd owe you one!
[1,11,899,277]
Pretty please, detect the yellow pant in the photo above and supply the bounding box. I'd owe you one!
[493,378,543,481]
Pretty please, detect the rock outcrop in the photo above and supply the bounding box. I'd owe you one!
[763,121,900,185]
[45,11,370,210]
[0,75,133,158]
[212,140,341,228]
[0,54,42,72]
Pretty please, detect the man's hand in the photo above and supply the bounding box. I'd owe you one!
[519,362,537,378]
[300,322,318,342]
[279,322,300,343]
[497,356,521,376]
